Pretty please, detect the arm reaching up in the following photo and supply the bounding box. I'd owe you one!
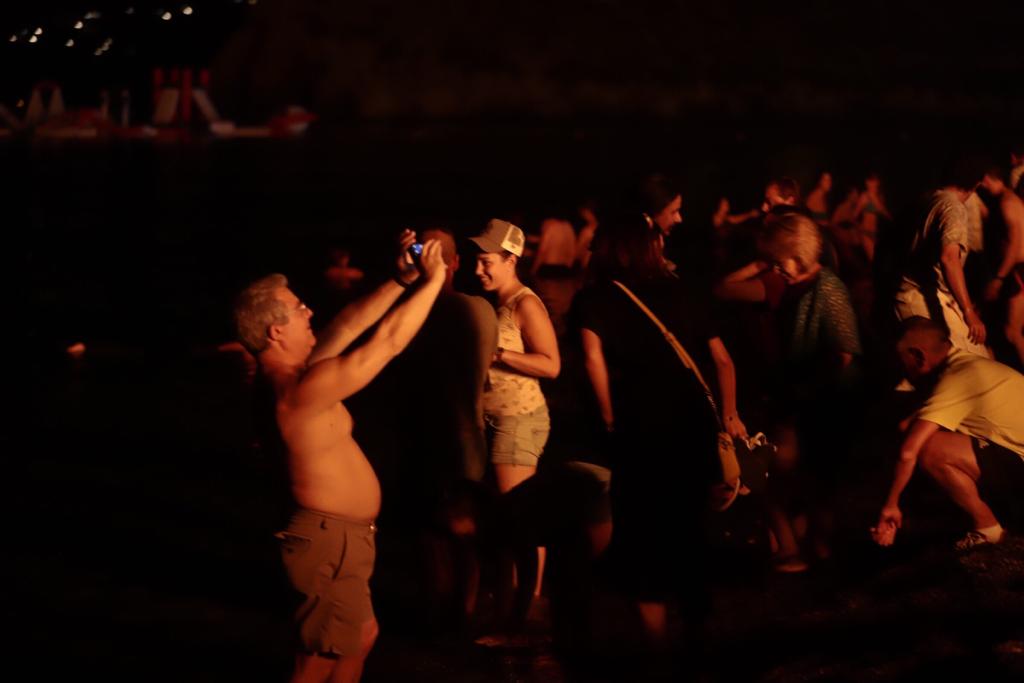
[294,239,447,411]
[309,230,422,364]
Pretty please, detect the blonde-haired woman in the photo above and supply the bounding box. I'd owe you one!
[715,213,862,570]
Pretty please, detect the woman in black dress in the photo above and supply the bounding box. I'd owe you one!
[575,214,747,648]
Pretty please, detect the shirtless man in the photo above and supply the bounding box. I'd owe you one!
[980,168,1024,366]
[233,232,446,683]
[1010,146,1023,195]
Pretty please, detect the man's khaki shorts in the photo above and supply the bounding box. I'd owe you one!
[275,508,377,657]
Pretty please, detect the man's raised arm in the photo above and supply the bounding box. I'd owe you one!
[294,240,447,410]
[309,230,421,364]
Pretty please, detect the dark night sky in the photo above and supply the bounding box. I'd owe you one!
[4,1,1023,122]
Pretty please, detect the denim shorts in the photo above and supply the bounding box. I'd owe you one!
[486,405,550,467]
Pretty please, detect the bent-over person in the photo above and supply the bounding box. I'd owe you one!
[875,317,1024,551]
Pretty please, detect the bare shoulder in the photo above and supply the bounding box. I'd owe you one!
[1004,192,1024,218]
[513,292,549,324]
[517,292,548,315]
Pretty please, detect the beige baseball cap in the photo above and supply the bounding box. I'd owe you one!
[469,218,525,257]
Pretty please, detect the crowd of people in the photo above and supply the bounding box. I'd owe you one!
[231,148,1024,682]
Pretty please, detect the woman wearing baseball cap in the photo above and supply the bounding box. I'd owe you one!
[471,218,561,621]
[470,218,561,493]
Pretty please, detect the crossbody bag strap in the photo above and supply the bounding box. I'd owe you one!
[612,280,723,429]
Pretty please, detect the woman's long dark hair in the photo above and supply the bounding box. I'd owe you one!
[586,211,668,284]
[638,173,681,217]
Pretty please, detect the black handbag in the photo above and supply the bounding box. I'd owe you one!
[612,280,773,509]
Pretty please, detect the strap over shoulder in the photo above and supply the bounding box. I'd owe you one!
[611,280,723,429]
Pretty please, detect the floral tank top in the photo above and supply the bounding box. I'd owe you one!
[484,287,548,416]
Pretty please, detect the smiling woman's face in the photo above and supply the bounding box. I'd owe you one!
[653,194,683,234]
[475,252,515,291]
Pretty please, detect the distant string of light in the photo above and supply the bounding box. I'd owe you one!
[6,2,257,57]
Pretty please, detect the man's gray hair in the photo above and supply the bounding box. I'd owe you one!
[234,273,289,354]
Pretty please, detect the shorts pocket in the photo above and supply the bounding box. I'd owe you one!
[275,531,312,555]
[276,531,323,593]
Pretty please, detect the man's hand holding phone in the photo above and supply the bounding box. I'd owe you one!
[396,229,421,286]
[418,239,447,284]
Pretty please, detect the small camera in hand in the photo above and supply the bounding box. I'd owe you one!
[408,243,424,259]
